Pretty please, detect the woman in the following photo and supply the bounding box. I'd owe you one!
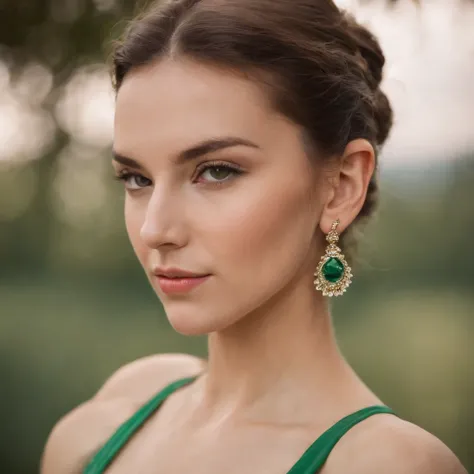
[41,0,467,473]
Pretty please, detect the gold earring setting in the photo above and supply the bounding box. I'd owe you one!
[314,219,352,297]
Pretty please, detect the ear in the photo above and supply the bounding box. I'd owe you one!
[320,139,376,234]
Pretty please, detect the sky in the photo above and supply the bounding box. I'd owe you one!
[0,0,473,169]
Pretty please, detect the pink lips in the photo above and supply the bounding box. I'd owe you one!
[151,267,211,295]
[156,275,210,294]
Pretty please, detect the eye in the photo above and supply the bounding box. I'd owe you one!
[195,161,243,184]
[115,171,152,190]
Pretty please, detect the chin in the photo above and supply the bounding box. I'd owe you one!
[165,307,237,336]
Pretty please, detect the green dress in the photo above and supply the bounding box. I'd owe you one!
[83,376,396,474]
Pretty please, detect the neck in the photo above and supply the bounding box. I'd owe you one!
[198,272,359,421]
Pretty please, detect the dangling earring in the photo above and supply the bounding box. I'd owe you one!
[314,219,352,297]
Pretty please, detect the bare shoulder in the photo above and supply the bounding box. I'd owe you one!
[93,352,206,402]
[326,413,467,474]
[40,353,206,474]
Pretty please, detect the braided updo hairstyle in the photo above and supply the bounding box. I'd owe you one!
[111,0,394,261]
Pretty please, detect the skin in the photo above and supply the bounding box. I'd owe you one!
[40,58,467,474]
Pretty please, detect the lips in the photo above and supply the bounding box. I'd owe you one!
[152,267,209,279]
[155,274,211,295]
[150,266,211,295]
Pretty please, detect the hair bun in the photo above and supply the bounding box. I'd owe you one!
[373,89,393,145]
[341,12,392,145]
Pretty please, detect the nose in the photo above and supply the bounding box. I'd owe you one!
[139,188,188,250]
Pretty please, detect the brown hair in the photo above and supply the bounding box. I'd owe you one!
[111,0,393,259]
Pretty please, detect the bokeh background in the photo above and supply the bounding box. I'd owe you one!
[1,0,473,472]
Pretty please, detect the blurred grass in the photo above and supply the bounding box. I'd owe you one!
[1,1,473,471]
[1,274,473,472]
[0,276,206,473]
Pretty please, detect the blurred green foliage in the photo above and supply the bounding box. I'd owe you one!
[0,1,473,473]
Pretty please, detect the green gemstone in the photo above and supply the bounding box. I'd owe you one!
[322,257,344,283]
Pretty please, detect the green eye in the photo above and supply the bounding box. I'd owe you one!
[196,162,243,184]
[115,171,151,190]
[207,166,233,181]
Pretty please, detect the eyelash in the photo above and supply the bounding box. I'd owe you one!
[114,161,244,190]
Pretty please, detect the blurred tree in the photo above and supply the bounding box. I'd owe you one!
[0,1,473,474]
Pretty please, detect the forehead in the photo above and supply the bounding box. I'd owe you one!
[114,58,290,156]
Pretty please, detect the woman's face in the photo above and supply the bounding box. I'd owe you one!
[113,58,328,335]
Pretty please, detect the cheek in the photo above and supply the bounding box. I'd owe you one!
[200,177,319,296]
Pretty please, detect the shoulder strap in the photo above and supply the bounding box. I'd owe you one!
[83,376,198,474]
[286,405,396,474]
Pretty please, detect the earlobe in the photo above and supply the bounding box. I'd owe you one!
[319,139,376,234]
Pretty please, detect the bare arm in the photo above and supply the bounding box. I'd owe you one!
[327,415,468,474]
[40,353,205,474]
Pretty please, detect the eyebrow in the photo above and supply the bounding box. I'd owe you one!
[112,137,260,169]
